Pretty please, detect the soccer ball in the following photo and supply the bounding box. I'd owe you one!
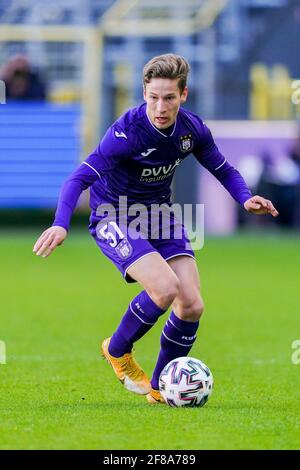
[159,356,213,407]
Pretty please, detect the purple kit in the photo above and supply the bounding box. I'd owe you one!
[53,103,252,280]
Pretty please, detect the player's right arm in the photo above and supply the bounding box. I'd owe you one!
[33,225,68,257]
[33,154,101,257]
[33,123,129,258]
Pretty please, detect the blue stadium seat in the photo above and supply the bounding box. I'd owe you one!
[0,102,81,208]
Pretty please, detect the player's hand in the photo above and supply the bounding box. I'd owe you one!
[33,226,67,258]
[244,195,279,217]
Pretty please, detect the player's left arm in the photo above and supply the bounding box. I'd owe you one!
[193,121,279,217]
[243,195,278,216]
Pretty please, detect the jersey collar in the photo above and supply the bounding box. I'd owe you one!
[145,109,177,138]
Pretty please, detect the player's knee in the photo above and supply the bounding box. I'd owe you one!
[192,298,205,320]
[151,276,180,310]
[175,297,205,322]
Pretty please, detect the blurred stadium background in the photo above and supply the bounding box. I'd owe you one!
[1,0,300,450]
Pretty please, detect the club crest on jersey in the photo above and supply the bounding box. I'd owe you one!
[179,134,193,153]
[115,238,133,259]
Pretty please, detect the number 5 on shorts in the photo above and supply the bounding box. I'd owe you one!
[98,221,125,247]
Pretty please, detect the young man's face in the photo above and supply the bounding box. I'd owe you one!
[143,78,188,129]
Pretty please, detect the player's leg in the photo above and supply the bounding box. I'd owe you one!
[90,213,180,394]
[102,252,180,395]
[108,251,180,357]
[148,255,204,402]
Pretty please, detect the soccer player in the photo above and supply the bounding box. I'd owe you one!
[33,54,279,404]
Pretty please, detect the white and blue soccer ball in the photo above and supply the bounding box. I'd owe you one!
[159,356,213,408]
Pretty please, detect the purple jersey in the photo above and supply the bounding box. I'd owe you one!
[53,103,252,230]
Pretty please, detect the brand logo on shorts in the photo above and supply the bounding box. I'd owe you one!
[179,134,193,153]
[115,238,133,259]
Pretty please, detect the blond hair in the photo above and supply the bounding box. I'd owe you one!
[143,54,190,93]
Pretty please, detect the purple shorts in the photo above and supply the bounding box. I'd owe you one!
[89,208,195,283]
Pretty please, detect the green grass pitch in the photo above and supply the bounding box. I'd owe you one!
[0,230,299,450]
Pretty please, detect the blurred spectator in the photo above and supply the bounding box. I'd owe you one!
[237,149,300,228]
[0,54,47,101]
[257,152,300,227]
